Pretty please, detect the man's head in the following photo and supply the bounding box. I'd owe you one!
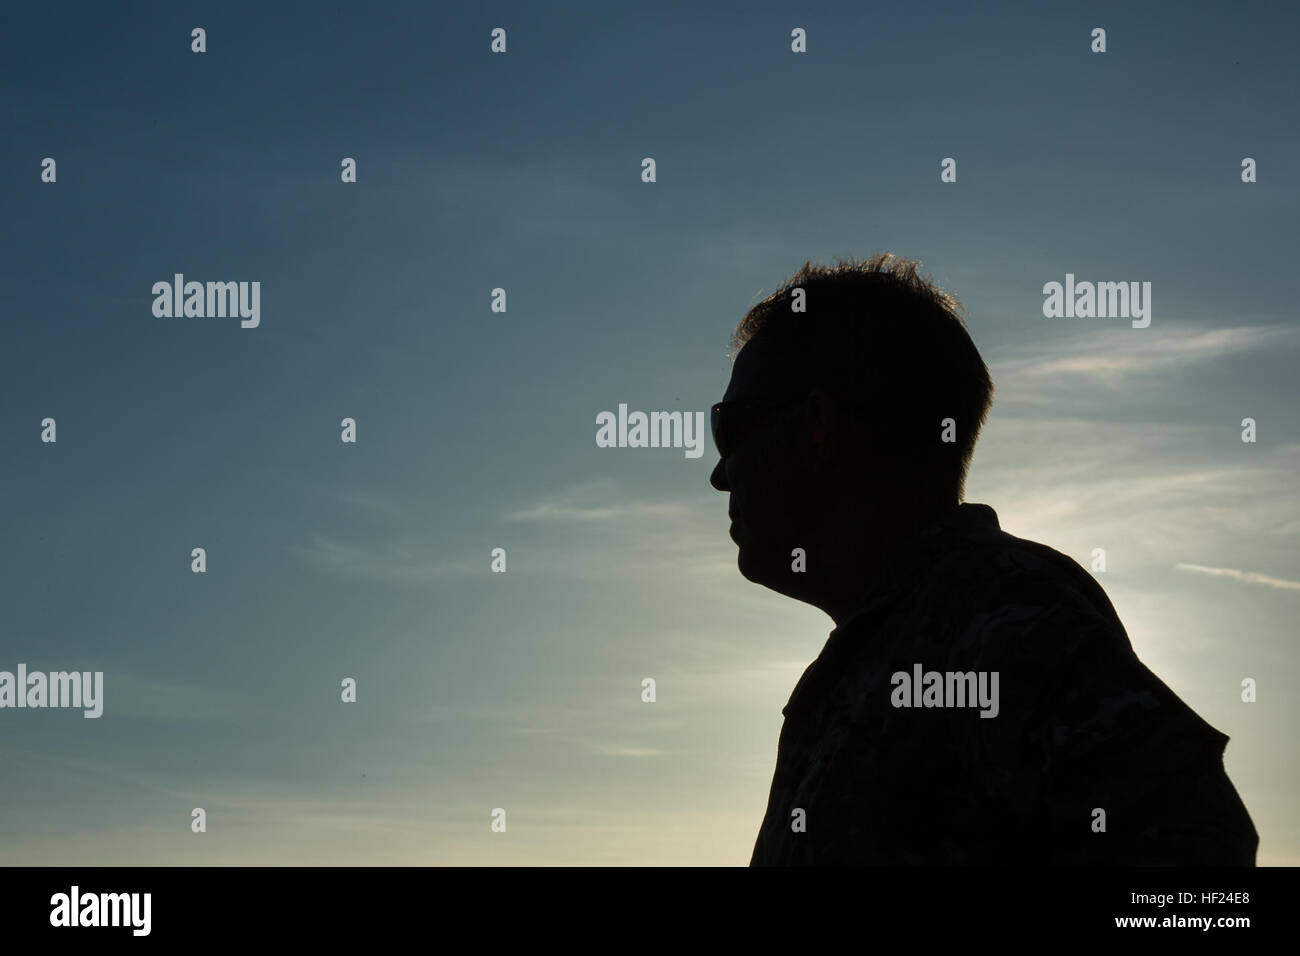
[709,253,994,620]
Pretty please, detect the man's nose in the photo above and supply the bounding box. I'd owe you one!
[710,457,730,492]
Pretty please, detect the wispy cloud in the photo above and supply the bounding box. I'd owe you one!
[323,489,404,519]
[286,534,475,581]
[504,477,692,523]
[502,727,669,759]
[101,672,265,724]
[262,471,408,521]
[993,323,1296,382]
[1174,563,1300,592]
[591,744,668,758]
[506,500,690,522]
[971,410,1300,568]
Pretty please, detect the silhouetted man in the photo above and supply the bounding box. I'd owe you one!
[711,253,1258,866]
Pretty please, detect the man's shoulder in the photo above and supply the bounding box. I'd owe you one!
[912,521,1125,639]
[903,520,1230,762]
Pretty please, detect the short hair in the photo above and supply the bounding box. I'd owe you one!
[729,253,994,501]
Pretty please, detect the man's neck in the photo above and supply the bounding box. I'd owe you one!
[818,500,958,628]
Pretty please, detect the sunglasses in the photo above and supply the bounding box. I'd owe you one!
[710,396,807,457]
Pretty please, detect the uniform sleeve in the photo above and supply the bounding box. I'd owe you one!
[955,576,1258,866]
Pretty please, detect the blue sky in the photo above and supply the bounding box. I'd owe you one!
[1,0,1297,864]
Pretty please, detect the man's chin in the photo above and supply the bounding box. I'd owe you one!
[736,545,786,591]
[735,542,759,580]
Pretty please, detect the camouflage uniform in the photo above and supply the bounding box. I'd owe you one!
[750,503,1258,865]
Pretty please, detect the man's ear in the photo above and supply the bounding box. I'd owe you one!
[805,387,837,437]
[804,387,844,471]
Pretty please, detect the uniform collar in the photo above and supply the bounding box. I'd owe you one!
[781,502,1001,720]
[828,502,1000,637]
